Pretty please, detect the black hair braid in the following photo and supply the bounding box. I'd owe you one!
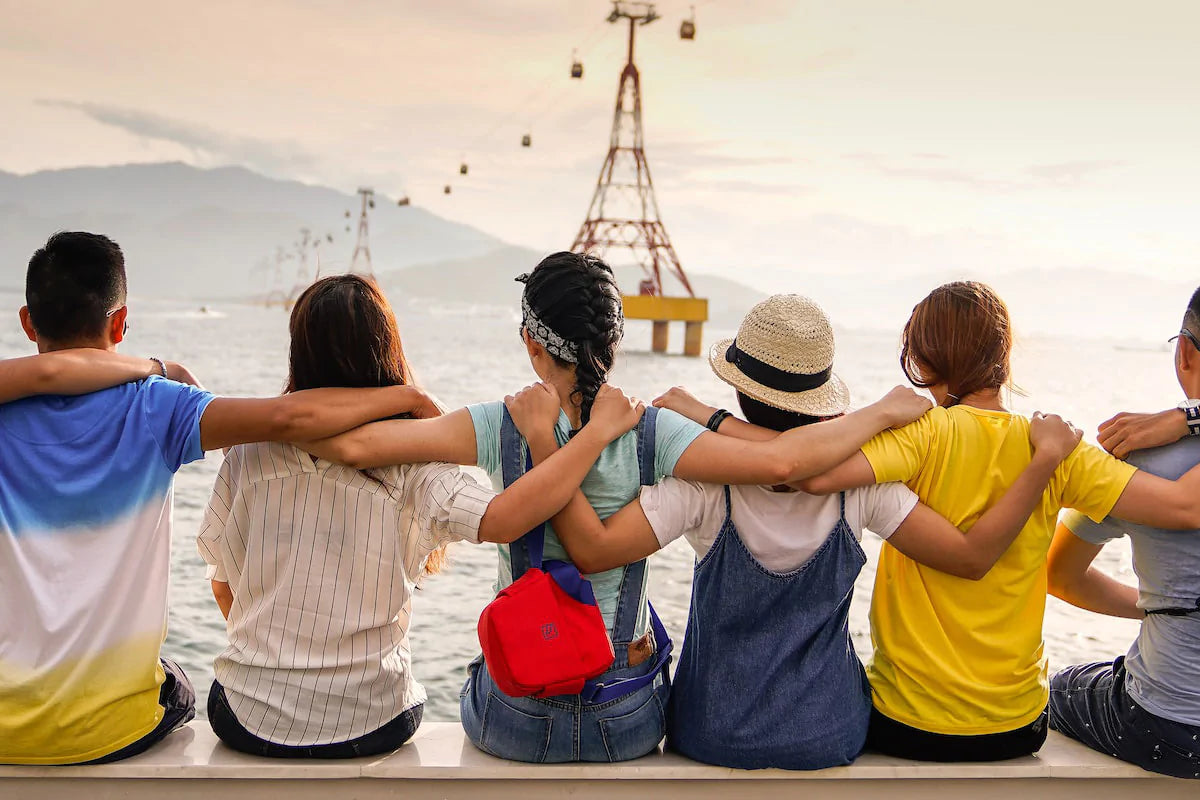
[520,251,623,431]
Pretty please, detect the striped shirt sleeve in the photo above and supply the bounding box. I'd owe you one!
[197,446,241,582]
[412,463,494,546]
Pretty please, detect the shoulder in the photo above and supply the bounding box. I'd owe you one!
[653,407,706,436]
[466,400,504,427]
[1125,438,1200,480]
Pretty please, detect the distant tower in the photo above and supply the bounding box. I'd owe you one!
[286,227,314,306]
[348,187,375,276]
[571,1,706,355]
[572,1,694,298]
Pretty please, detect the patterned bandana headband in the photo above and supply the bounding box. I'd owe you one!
[521,296,579,363]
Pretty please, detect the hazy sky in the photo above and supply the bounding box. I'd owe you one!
[2,0,1199,294]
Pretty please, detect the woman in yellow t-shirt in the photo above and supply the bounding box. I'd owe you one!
[802,281,1200,762]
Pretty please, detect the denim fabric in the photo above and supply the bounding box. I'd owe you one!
[867,706,1048,761]
[667,489,871,770]
[80,657,196,765]
[460,651,668,763]
[459,407,669,763]
[207,681,423,759]
[1050,658,1200,779]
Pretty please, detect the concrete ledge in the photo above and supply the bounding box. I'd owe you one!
[0,722,1191,800]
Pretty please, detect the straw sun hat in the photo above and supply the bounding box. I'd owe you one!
[710,294,850,417]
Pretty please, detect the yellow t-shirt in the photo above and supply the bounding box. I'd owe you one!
[861,405,1137,736]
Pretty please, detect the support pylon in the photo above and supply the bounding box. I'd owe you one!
[348,187,375,276]
[572,1,694,298]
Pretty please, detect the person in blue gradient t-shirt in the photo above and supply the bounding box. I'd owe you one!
[0,232,441,765]
[1047,285,1200,780]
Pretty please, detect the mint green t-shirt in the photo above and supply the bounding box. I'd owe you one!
[467,401,704,635]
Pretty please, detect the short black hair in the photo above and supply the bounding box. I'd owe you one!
[25,232,127,343]
[736,392,825,432]
[1185,286,1200,333]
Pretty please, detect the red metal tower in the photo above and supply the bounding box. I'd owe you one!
[572,1,695,298]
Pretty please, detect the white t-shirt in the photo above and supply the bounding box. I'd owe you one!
[640,479,919,572]
[197,441,494,747]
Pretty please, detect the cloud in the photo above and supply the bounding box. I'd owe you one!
[37,99,318,175]
[844,153,1126,191]
[1025,160,1125,186]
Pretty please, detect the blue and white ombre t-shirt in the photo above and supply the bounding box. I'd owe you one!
[0,376,213,764]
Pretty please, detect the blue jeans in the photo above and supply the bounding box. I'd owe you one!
[459,655,668,763]
[1050,657,1200,779]
[207,680,422,759]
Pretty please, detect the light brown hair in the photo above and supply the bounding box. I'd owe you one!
[286,274,445,575]
[900,281,1013,408]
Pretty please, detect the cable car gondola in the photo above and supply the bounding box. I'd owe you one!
[570,48,583,79]
[680,6,695,40]
[521,133,532,148]
[397,195,411,206]
[444,185,452,195]
[460,162,469,175]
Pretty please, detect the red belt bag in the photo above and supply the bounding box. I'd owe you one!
[477,542,614,698]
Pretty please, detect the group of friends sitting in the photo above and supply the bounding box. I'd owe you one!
[1,231,1198,779]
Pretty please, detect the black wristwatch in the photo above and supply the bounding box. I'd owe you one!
[1179,399,1200,436]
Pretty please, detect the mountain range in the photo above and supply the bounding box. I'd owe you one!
[0,162,1193,340]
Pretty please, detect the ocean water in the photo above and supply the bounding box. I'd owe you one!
[0,289,1178,722]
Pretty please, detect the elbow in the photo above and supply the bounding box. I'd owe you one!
[796,474,834,495]
[1046,561,1070,600]
[959,559,990,581]
[571,552,608,575]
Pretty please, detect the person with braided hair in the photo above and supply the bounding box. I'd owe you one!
[305,251,936,763]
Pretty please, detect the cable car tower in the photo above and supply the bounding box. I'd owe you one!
[348,187,376,277]
[571,1,707,356]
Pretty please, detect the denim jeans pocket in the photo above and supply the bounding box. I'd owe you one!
[479,691,554,763]
[598,687,666,762]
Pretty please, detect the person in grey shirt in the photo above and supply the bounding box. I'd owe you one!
[1047,286,1200,780]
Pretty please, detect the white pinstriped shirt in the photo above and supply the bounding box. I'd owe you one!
[197,441,493,746]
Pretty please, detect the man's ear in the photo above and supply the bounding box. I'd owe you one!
[18,307,37,343]
[108,306,128,345]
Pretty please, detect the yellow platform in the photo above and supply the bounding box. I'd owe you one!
[621,295,709,356]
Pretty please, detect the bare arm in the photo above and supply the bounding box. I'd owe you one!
[1107,465,1200,529]
[1047,523,1143,619]
[0,350,170,403]
[478,386,644,544]
[652,387,778,442]
[211,580,234,620]
[672,387,932,485]
[300,408,480,468]
[200,385,440,453]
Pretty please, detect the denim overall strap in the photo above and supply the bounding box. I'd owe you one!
[581,407,672,705]
[500,408,543,577]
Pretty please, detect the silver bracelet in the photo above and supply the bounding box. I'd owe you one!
[149,357,168,378]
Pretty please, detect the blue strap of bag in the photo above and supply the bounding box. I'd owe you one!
[499,405,672,703]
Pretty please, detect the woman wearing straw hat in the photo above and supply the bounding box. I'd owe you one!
[536,294,1083,770]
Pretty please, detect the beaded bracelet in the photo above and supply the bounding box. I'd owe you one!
[150,357,168,378]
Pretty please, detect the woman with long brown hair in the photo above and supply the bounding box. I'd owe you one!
[791,281,1200,761]
[195,274,646,759]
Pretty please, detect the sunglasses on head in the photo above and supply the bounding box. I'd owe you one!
[1168,329,1200,351]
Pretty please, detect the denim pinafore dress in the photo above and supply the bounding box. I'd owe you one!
[666,487,871,770]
